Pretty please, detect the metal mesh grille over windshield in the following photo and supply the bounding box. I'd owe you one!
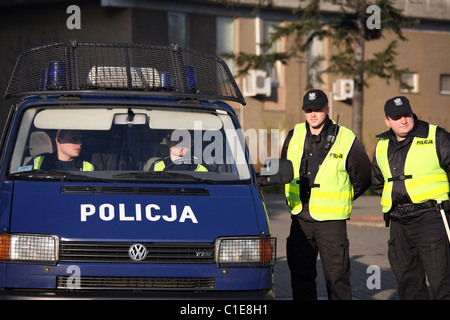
[5,41,245,104]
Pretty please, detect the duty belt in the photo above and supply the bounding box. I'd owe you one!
[388,175,412,182]
[394,200,437,213]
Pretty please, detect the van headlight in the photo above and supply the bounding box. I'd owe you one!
[216,237,276,267]
[0,234,59,264]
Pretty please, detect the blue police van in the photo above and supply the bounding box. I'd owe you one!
[0,41,292,299]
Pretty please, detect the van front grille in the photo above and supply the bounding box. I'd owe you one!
[57,276,215,291]
[59,241,215,264]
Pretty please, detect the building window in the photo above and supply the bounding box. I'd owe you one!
[216,17,235,74]
[168,12,188,47]
[306,33,324,89]
[440,74,450,95]
[263,20,281,85]
[400,72,419,93]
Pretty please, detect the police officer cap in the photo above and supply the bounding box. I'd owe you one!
[302,89,328,110]
[384,96,413,119]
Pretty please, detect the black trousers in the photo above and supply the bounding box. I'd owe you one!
[286,216,351,300]
[388,208,450,300]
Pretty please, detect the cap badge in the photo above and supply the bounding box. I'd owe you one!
[394,98,403,106]
[309,92,316,100]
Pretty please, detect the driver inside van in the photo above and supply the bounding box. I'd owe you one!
[149,130,209,172]
[28,129,95,171]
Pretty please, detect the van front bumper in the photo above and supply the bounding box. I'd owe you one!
[0,288,274,300]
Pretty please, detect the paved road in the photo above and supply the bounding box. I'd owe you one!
[264,193,399,300]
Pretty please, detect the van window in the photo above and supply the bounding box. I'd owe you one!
[8,106,251,183]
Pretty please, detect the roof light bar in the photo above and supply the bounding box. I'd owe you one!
[5,41,246,105]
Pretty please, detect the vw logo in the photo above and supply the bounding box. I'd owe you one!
[128,244,148,261]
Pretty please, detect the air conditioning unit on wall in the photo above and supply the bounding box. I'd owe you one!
[333,79,354,101]
[243,70,271,97]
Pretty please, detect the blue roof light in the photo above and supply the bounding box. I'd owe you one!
[184,65,196,93]
[39,68,48,90]
[160,71,172,89]
[47,61,66,89]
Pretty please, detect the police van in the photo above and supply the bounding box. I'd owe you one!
[0,41,292,299]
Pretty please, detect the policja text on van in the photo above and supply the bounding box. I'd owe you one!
[80,203,198,223]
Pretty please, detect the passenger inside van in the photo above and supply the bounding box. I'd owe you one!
[26,129,95,171]
[148,130,210,172]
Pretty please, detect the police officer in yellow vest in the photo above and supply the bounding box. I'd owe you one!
[282,89,371,300]
[372,96,450,300]
[27,129,94,171]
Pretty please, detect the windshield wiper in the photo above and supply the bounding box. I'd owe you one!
[112,171,216,184]
[9,170,113,183]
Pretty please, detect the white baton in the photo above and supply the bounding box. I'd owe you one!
[438,201,450,243]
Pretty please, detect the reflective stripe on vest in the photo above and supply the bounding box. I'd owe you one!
[375,124,449,213]
[33,156,94,171]
[285,122,356,221]
[153,160,166,171]
[153,160,208,172]
[33,156,45,170]
[82,161,94,171]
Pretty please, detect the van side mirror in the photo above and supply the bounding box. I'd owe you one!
[258,158,293,187]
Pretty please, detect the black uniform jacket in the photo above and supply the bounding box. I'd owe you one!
[371,115,450,214]
[26,152,94,171]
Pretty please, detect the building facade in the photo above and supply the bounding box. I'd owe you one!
[1,0,449,161]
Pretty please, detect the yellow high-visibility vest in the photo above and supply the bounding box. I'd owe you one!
[285,122,356,221]
[375,124,449,213]
[33,156,94,171]
[153,159,208,172]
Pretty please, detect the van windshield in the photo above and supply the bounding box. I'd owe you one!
[8,106,252,184]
